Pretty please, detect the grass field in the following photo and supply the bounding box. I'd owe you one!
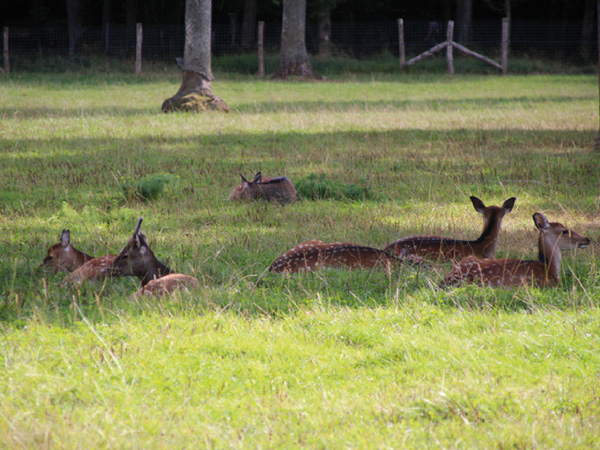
[1,68,600,448]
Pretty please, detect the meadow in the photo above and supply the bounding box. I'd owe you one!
[1,65,600,448]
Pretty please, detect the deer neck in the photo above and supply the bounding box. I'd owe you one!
[472,213,502,257]
[538,233,561,283]
[139,256,172,286]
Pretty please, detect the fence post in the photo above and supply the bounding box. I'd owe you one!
[3,27,8,74]
[446,21,454,74]
[257,21,265,76]
[501,17,509,75]
[135,23,142,74]
[398,18,405,69]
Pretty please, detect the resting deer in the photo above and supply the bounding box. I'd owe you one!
[229,171,297,204]
[110,217,199,297]
[385,196,516,262]
[442,213,590,288]
[269,240,405,273]
[42,229,94,272]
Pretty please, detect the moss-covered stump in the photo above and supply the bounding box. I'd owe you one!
[161,92,230,113]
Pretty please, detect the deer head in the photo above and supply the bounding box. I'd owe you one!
[110,217,171,285]
[41,229,94,272]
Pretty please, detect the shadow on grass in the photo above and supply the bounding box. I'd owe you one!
[0,94,593,118]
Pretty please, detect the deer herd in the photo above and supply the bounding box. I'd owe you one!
[42,171,592,298]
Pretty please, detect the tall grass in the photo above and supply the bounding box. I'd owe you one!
[0,71,599,448]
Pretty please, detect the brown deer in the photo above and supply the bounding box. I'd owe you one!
[442,213,590,288]
[269,240,404,273]
[42,229,94,272]
[110,217,199,297]
[385,196,516,262]
[229,172,297,203]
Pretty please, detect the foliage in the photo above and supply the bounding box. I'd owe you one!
[120,173,179,201]
[296,173,375,200]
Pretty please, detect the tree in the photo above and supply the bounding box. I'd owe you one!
[241,0,257,51]
[162,0,229,112]
[455,0,472,45]
[274,0,320,79]
[595,0,600,151]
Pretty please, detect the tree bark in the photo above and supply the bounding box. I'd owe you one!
[162,0,229,112]
[241,0,257,51]
[274,0,320,79]
[65,0,83,56]
[455,0,472,45]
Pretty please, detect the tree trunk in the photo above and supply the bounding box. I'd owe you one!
[594,0,600,151]
[581,0,595,61]
[455,0,472,45]
[65,0,83,57]
[318,9,332,56]
[126,0,137,51]
[162,0,229,112]
[274,0,320,79]
[241,0,257,51]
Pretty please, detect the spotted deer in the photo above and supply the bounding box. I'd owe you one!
[269,240,405,273]
[385,196,516,263]
[229,172,297,204]
[110,217,199,297]
[442,213,590,288]
[42,229,94,272]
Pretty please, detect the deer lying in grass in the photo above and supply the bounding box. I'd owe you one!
[229,172,297,204]
[269,240,405,273]
[43,229,118,282]
[442,213,590,288]
[385,196,516,262]
[42,229,94,272]
[110,217,199,298]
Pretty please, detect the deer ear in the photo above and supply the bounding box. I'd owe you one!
[533,213,549,231]
[240,174,248,184]
[470,196,486,214]
[133,216,143,236]
[61,230,70,247]
[253,172,262,183]
[136,232,149,254]
[502,197,516,212]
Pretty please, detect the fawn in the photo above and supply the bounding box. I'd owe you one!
[442,213,590,288]
[385,196,516,262]
[110,217,199,297]
[229,172,297,203]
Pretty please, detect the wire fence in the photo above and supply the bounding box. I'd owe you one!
[2,19,597,70]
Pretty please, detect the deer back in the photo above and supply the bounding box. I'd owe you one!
[270,240,400,273]
[385,196,516,262]
[42,229,94,272]
[66,254,118,283]
[131,273,200,298]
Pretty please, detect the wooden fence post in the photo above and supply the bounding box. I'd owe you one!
[3,27,8,74]
[446,21,454,74]
[398,18,405,69]
[135,23,142,74]
[257,21,265,76]
[501,17,510,75]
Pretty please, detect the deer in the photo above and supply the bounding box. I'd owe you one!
[269,240,407,273]
[385,196,517,263]
[442,213,590,288]
[42,229,95,272]
[109,217,200,297]
[229,171,297,204]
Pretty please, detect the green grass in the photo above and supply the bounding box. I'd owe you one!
[1,70,600,448]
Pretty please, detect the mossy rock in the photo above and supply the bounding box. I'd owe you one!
[162,92,230,113]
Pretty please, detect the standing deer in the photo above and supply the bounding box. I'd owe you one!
[442,213,590,288]
[110,217,199,297]
[385,196,516,262]
[42,229,94,272]
[229,172,297,203]
[269,240,405,273]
